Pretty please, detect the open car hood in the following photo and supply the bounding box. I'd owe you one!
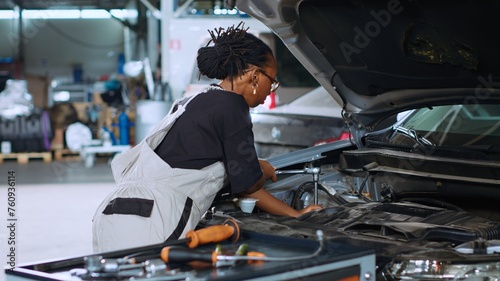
[234,0,500,129]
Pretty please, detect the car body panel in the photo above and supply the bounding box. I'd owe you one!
[251,87,347,158]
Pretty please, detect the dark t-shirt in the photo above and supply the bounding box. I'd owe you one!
[154,89,262,194]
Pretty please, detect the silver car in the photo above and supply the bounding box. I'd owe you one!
[251,86,349,158]
[206,1,500,280]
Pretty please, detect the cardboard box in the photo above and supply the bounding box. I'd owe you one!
[26,74,50,109]
[71,102,91,123]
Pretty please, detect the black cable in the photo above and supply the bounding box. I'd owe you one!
[291,181,314,209]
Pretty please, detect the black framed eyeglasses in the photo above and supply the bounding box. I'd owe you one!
[259,69,280,92]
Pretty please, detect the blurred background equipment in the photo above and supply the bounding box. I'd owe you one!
[65,122,93,152]
[122,57,172,144]
[123,58,155,101]
[0,79,34,119]
[0,79,52,155]
[134,100,170,144]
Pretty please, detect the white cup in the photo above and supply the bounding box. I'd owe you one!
[239,198,259,213]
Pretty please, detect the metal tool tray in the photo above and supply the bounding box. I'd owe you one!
[6,230,375,281]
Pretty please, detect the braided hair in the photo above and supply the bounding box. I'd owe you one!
[196,22,274,86]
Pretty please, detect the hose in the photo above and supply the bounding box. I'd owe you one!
[291,181,349,209]
[217,230,325,262]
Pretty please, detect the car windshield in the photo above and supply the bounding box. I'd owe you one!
[393,104,500,149]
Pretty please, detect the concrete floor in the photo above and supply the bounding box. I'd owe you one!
[0,157,117,280]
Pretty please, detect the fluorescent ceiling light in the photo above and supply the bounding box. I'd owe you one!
[0,10,16,19]
[81,9,111,19]
[110,9,138,19]
[24,9,81,19]
[0,9,136,19]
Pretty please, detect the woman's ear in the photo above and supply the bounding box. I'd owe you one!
[250,68,260,83]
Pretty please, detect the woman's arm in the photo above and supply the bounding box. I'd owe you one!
[243,159,277,194]
[242,159,323,217]
[245,188,298,216]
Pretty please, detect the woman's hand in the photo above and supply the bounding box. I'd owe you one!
[244,159,278,194]
[245,189,324,217]
[297,204,324,216]
[258,159,277,182]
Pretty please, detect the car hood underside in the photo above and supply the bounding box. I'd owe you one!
[235,0,500,127]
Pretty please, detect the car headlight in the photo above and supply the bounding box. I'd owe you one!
[383,247,500,280]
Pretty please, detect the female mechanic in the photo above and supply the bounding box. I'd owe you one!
[92,22,323,253]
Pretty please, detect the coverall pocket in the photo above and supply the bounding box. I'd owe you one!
[102,197,154,218]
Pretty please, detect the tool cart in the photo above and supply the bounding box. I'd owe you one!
[6,225,375,281]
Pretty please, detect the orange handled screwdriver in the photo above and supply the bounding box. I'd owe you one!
[185,219,240,248]
[160,246,267,265]
[125,219,240,264]
[161,246,218,264]
[185,218,240,248]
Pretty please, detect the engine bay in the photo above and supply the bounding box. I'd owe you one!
[208,144,500,279]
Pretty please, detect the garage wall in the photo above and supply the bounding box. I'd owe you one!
[0,18,125,81]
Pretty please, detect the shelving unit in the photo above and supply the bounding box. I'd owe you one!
[48,83,92,107]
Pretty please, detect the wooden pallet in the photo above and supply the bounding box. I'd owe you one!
[0,152,52,164]
[53,149,81,161]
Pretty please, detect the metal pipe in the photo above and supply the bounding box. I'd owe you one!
[275,167,321,204]
[139,0,162,19]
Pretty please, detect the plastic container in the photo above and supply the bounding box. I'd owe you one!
[135,100,171,144]
[239,198,259,213]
